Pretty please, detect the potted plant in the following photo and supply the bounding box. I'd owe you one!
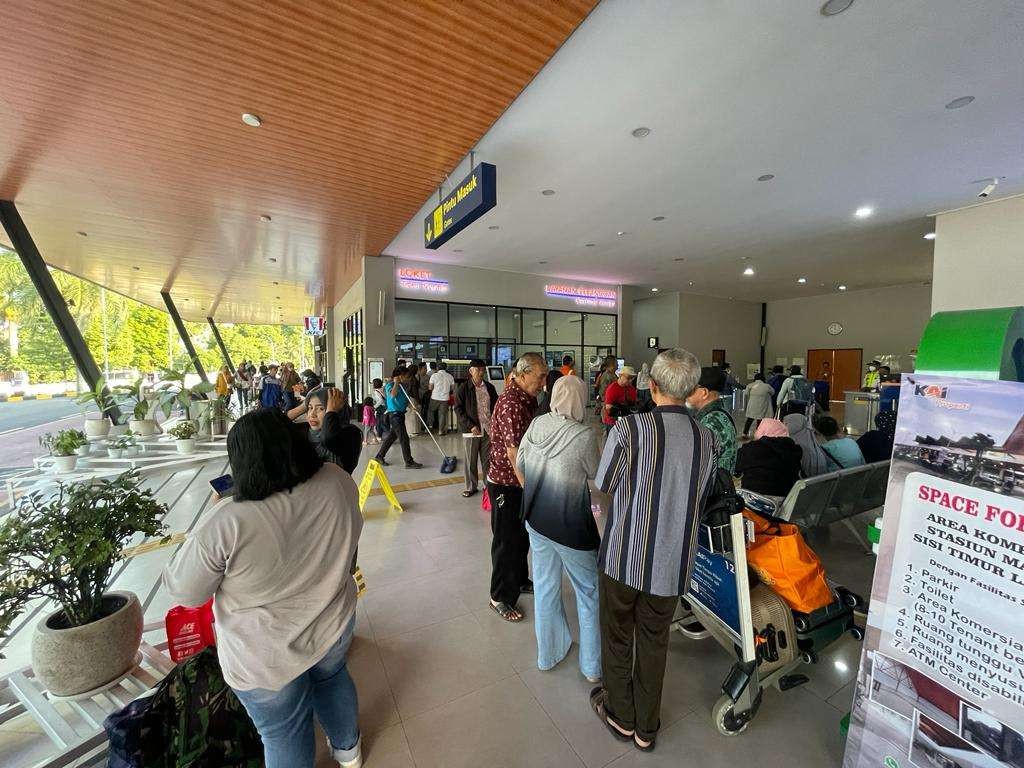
[69,429,92,458]
[168,420,198,454]
[107,434,136,459]
[0,470,168,696]
[156,364,215,432]
[39,430,87,472]
[75,378,120,439]
[116,377,158,437]
[120,433,140,457]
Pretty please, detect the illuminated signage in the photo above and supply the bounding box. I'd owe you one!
[544,284,617,308]
[424,162,497,249]
[398,267,449,294]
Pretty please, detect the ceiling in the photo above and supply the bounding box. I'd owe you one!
[384,0,1024,301]
[0,0,596,322]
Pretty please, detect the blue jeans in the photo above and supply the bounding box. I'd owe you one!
[526,522,601,680]
[233,616,359,768]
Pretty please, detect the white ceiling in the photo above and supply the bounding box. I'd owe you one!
[384,0,1024,301]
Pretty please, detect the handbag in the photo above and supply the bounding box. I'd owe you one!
[742,510,834,614]
[699,467,745,552]
[481,487,491,512]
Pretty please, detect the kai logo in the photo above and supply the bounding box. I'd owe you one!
[914,384,948,399]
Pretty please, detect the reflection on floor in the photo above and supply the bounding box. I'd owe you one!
[1,425,877,768]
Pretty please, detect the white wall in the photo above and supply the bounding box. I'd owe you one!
[630,293,680,365]
[932,195,1024,313]
[679,294,762,372]
[765,283,933,365]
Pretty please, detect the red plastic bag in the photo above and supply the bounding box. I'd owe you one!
[481,487,491,512]
[165,599,216,663]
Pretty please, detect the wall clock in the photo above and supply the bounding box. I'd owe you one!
[827,322,844,336]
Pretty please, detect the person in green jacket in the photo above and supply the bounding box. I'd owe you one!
[686,366,737,473]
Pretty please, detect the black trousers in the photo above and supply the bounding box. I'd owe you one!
[486,481,530,606]
[375,412,414,465]
[599,572,678,741]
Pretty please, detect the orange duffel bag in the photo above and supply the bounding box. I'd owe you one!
[742,510,834,614]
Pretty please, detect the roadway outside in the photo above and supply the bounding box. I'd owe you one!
[0,398,87,478]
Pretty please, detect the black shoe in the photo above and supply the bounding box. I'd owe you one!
[376,458,389,466]
[406,461,423,469]
[520,580,534,594]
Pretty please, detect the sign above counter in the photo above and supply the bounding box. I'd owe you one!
[424,162,497,250]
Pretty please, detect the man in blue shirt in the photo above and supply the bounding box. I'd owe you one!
[815,415,865,468]
[374,367,422,469]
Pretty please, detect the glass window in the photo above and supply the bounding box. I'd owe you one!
[546,310,581,346]
[395,299,447,337]
[584,313,616,346]
[449,304,495,338]
[522,309,545,343]
[496,308,521,342]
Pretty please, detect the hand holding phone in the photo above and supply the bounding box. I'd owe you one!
[209,474,234,498]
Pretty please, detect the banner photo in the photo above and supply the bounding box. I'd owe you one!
[303,315,326,336]
[843,375,1024,768]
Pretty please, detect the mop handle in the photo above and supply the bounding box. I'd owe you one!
[399,383,448,458]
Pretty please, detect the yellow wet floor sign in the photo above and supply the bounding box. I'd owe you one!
[358,459,403,512]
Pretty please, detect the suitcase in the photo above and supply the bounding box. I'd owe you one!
[792,586,864,663]
[748,583,798,675]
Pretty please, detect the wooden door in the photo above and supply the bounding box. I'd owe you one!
[807,349,833,381]
[712,349,726,366]
[807,348,862,402]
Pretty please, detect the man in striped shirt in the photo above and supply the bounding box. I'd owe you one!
[590,348,717,752]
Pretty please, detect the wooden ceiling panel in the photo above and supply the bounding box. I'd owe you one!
[0,0,595,322]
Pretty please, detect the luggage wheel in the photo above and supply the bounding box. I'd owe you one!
[800,650,818,664]
[849,625,865,641]
[713,694,752,736]
[794,616,810,632]
[778,674,809,691]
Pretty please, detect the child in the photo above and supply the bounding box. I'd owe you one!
[371,378,387,438]
[361,395,380,445]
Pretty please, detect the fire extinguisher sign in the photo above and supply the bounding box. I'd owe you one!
[303,315,326,336]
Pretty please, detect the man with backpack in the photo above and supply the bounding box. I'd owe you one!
[777,365,814,413]
[685,366,738,472]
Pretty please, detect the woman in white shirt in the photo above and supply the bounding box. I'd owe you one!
[164,409,364,768]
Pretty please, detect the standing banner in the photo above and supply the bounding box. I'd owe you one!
[843,374,1024,768]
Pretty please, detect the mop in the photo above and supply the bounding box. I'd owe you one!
[400,384,458,473]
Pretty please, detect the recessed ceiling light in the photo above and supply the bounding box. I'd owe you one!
[76,231,87,237]
[674,257,685,262]
[652,216,666,221]
[538,260,548,264]
[631,127,651,138]
[275,296,281,299]
[272,281,279,285]
[453,248,463,253]
[132,266,141,271]
[488,225,500,230]
[259,214,272,222]
[617,231,627,236]
[688,281,694,286]
[743,266,756,276]
[474,309,480,313]
[241,113,262,127]
[541,189,556,196]
[268,257,277,263]
[838,285,848,291]
[584,243,595,247]
[797,277,807,284]
[820,0,854,16]
[923,232,936,240]
[757,174,775,182]
[651,288,659,292]
[945,96,974,110]
[854,206,874,218]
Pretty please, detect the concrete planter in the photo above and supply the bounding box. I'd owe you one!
[84,418,110,439]
[52,455,78,473]
[129,418,157,437]
[31,591,143,697]
[107,448,123,459]
[176,438,197,455]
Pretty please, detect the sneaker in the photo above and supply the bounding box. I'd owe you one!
[406,461,423,469]
[333,735,362,768]
[376,458,389,466]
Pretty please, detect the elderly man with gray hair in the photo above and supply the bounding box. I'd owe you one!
[486,351,549,623]
[589,348,718,752]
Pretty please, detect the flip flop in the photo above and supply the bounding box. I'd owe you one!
[490,601,523,622]
[589,687,633,742]
[633,734,656,752]
[462,489,478,498]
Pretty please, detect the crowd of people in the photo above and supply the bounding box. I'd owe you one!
[162,346,898,767]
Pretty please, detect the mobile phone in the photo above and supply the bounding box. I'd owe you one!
[209,474,234,497]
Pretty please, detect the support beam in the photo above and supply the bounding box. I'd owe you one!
[206,316,234,375]
[161,291,209,383]
[760,302,767,374]
[0,200,122,424]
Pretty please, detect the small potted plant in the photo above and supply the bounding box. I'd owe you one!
[108,434,137,458]
[69,429,91,458]
[168,420,198,454]
[116,377,158,437]
[75,377,126,438]
[0,470,168,696]
[39,430,87,472]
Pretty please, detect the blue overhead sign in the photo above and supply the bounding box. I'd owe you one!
[424,162,496,249]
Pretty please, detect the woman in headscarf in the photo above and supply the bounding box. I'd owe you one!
[516,375,602,683]
[534,369,564,418]
[783,412,834,477]
[735,418,803,499]
[857,410,897,463]
[304,387,363,474]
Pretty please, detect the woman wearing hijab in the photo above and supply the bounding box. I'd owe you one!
[783,412,834,477]
[516,375,602,682]
[304,388,363,474]
[857,410,897,463]
[734,418,803,499]
[534,369,564,417]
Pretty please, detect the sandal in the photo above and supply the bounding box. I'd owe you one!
[490,601,523,622]
[462,489,478,498]
[633,734,656,752]
[589,687,633,742]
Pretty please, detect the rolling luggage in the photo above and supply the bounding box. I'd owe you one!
[791,585,864,663]
[748,583,798,676]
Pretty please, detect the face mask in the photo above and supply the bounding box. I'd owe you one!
[868,366,876,371]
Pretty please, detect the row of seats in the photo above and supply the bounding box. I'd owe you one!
[771,460,890,528]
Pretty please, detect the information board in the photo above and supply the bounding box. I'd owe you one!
[687,546,742,640]
[424,162,497,249]
[843,375,1024,768]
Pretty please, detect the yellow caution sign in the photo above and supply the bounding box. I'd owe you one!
[353,566,366,599]
[358,459,403,513]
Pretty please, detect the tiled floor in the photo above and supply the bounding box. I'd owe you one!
[1,425,876,767]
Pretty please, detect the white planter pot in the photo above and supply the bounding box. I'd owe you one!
[176,438,197,455]
[84,418,110,439]
[107,448,123,459]
[75,444,91,458]
[122,446,139,457]
[108,424,129,438]
[32,591,143,697]
[128,418,157,437]
[52,454,78,472]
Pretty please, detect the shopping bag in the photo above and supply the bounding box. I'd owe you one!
[165,600,216,664]
[481,487,491,512]
[742,510,833,614]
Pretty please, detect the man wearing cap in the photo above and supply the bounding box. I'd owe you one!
[602,365,638,433]
[863,360,882,390]
[685,366,738,472]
